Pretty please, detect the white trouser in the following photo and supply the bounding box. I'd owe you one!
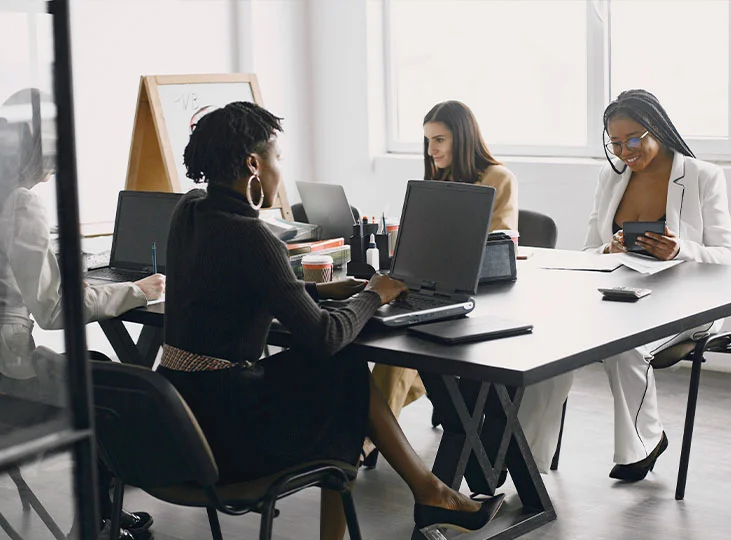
[518,373,574,473]
[518,320,721,471]
[605,320,721,464]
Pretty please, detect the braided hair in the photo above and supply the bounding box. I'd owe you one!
[603,89,694,174]
[184,101,283,185]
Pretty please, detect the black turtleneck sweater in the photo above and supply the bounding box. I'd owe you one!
[163,184,381,362]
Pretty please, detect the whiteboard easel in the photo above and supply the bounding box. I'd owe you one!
[125,74,292,221]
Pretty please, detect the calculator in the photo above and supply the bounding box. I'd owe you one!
[597,286,652,302]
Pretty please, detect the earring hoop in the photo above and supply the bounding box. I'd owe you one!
[246,173,264,210]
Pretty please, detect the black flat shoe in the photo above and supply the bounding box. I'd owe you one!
[120,510,153,531]
[609,432,668,482]
[414,493,505,534]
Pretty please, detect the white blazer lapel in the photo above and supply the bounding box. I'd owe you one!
[666,152,686,237]
[603,163,632,239]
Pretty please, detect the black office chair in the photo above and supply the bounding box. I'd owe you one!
[291,202,360,224]
[91,361,362,540]
[550,332,731,500]
[517,209,558,249]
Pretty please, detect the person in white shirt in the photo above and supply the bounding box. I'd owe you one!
[0,90,164,539]
[0,118,164,396]
[582,89,731,481]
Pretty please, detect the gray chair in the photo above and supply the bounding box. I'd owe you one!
[291,202,360,225]
[517,209,558,249]
[91,361,362,540]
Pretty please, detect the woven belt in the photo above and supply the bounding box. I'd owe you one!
[160,344,248,372]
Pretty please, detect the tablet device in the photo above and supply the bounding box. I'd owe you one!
[622,221,666,256]
[407,315,533,344]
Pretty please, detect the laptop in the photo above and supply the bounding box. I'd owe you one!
[85,191,182,283]
[407,315,533,344]
[371,180,495,327]
[296,181,356,240]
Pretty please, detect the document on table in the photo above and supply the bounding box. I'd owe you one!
[535,250,683,274]
[536,251,623,272]
[147,294,165,306]
[614,253,684,275]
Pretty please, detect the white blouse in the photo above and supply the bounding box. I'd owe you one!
[0,187,147,378]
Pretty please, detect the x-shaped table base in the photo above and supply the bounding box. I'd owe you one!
[413,371,556,540]
[98,320,162,368]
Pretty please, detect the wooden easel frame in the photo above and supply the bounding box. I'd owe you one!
[125,73,293,220]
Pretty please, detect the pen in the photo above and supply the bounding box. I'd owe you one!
[151,242,157,274]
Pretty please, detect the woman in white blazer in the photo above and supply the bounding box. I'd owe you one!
[583,89,731,481]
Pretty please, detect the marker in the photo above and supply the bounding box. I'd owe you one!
[151,242,158,274]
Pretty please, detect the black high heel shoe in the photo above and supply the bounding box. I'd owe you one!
[361,448,379,469]
[609,431,668,482]
[414,493,505,535]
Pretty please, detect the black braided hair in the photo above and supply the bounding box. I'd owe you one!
[603,89,694,174]
[184,101,283,185]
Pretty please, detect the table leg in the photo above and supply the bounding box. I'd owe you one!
[99,321,162,368]
[414,372,556,540]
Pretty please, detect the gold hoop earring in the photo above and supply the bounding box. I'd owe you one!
[246,174,264,210]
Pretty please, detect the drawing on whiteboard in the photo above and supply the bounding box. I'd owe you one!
[189,105,217,134]
[173,92,200,112]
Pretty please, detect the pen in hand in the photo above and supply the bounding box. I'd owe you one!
[151,242,158,274]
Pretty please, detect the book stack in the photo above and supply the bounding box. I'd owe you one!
[286,237,345,255]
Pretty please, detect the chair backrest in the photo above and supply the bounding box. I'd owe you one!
[291,202,360,224]
[91,361,219,489]
[518,209,558,249]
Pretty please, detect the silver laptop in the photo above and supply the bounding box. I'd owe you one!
[296,181,356,240]
[85,191,181,283]
[372,180,495,327]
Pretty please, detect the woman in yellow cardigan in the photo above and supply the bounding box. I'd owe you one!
[366,100,518,464]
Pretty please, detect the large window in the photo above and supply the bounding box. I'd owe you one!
[386,0,731,158]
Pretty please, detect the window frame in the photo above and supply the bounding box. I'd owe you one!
[383,0,731,161]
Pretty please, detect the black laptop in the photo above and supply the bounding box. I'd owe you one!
[371,180,495,327]
[296,181,356,240]
[85,191,182,283]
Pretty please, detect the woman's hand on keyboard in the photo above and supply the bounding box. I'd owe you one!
[317,278,368,300]
[135,274,166,301]
[365,274,408,305]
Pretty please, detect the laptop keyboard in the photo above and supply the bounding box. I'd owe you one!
[391,294,454,311]
[86,268,149,282]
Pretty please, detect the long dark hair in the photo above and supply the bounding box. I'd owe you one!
[184,101,283,185]
[423,101,500,183]
[603,89,694,174]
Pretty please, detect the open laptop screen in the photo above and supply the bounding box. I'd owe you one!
[110,191,182,273]
[390,180,495,295]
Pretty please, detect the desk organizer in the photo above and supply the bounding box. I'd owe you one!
[347,224,392,278]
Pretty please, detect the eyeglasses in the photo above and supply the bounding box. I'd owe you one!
[605,131,649,156]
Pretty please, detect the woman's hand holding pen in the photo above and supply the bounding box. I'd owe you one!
[365,273,408,305]
[135,274,166,301]
[317,278,368,300]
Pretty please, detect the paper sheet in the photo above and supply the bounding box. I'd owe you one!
[536,251,623,272]
[614,253,684,275]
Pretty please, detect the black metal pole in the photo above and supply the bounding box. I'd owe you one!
[49,1,99,538]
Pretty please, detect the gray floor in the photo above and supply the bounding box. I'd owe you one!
[2,363,731,539]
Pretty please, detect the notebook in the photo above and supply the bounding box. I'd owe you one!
[296,181,356,240]
[85,191,182,283]
[407,315,533,344]
[371,180,495,327]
